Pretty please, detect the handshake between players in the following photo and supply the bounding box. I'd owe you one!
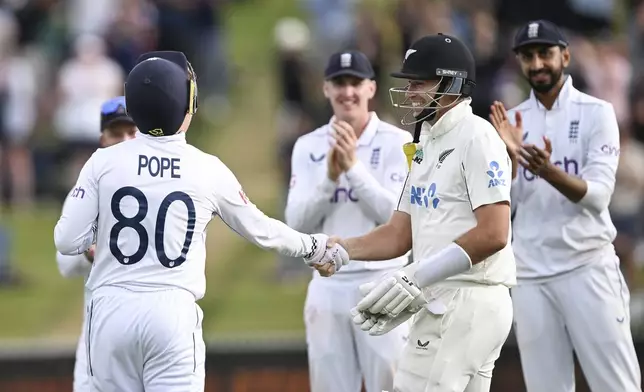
[311,236,423,338]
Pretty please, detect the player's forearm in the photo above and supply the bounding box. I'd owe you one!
[412,224,508,289]
[346,161,398,224]
[455,225,507,265]
[345,223,411,261]
[354,190,397,225]
[56,252,92,278]
[221,206,314,258]
[539,163,587,203]
[285,179,336,233]
[285,200,331,233]
[510,154,519,180]
[54,220,96,256]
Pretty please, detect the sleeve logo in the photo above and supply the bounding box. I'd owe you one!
[239,190,249,204]
[487,161,507,188]
[72,186,86,199]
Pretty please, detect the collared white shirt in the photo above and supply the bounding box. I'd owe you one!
[54,132,315,300]
[508,76,620,279]
[397,100,516,287]
[285,112,412,274]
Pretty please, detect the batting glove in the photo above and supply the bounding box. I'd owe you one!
[303,234,350,272]
[355,268,427,318]
[350,306,415,336]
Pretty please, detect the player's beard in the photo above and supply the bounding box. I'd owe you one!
[527,67,563,94]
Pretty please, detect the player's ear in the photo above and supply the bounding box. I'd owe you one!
[561,47,571,68]
[367,80,377,99]
[323,81,330,99]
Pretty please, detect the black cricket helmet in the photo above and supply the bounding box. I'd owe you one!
[389,33,476,125]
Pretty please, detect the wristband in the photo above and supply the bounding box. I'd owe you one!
[414,243,472,288]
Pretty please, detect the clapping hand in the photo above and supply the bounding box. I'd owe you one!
[489,101,523,157]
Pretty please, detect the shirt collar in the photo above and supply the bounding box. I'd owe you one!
[421,98,472,138]
[135,131,187,143]
[530,75,576,111]
[328,112,380,146]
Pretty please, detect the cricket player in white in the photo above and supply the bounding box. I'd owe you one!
[489,20,641,392]
[285,50,411,392]
[56,95,137,392]
[53,51,350,392]
[319,34,516,392]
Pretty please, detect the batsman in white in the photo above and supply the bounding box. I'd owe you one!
[55,95,137,392]
[318,34,516,392]
[285,50,412,392]
[53,51,349,392]
[490,20,641,392]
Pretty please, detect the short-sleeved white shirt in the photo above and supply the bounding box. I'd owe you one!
[397,100,516,287]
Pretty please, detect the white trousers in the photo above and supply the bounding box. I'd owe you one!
[512,257,641,392]
[86,287,206,392]
[394,283,513,392]
[305,271,409,392]
[74,321,90,392]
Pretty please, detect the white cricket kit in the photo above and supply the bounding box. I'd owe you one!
[395,100,515,392]
[56,252,92,392]
[285,113,411,392]
[54,131,318,392]
[508,76,641,392]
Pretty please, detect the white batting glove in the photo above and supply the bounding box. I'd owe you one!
[355,269,427,318]
[350,307,415,336]
[303,234,350,272]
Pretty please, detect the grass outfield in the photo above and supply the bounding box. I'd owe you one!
[0,0,312,340]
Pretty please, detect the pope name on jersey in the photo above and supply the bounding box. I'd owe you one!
[53,51,349,392]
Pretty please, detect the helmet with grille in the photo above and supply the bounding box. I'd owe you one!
[389,33,476,126]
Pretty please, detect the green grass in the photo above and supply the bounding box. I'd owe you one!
[0,208,83,338]
[0,0,312,341]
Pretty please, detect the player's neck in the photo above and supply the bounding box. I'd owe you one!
[349,112,371,139]
[535,76,566,110]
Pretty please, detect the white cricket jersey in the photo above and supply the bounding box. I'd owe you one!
[285,112,412,274]
[508,76,620,279]
[397,100,516,287]
[54,132,316,300]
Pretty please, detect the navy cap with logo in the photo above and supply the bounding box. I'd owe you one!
[324,50,375,80]
[124,51,198,137]
[100,96,135,131]
[513,20,568,52]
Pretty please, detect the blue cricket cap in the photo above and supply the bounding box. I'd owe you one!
[100,96,135,131]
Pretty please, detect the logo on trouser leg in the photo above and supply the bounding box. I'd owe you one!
[416,339,429,350]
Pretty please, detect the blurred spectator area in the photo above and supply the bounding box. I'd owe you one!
[269,0,644,291]
[0,0,641,297]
